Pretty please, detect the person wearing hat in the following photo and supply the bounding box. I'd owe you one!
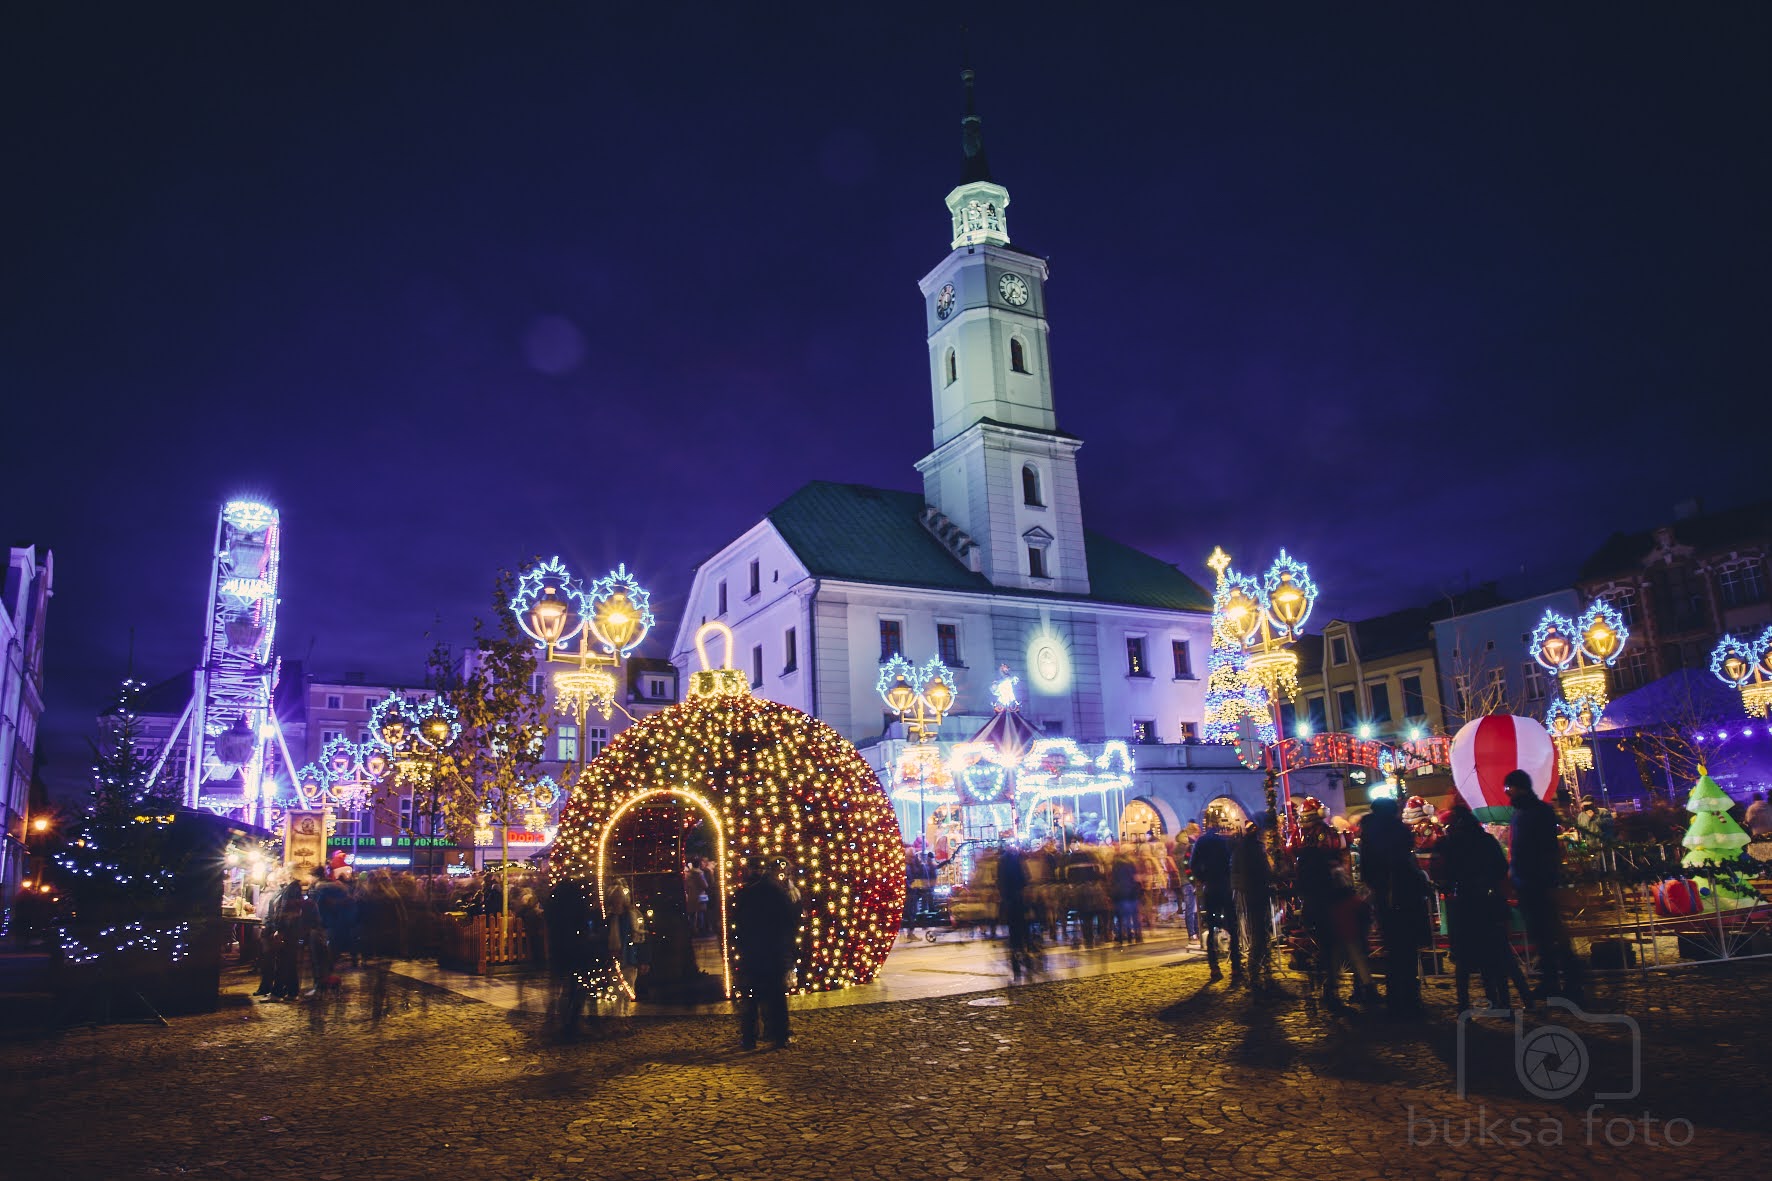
[1507,770,1583,1004]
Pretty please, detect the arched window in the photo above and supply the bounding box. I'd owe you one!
[944,348,957,387]
[1010,337,1028,373]
[1022,464,1043,507]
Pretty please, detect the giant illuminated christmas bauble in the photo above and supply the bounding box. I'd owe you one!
[553,655,905,994]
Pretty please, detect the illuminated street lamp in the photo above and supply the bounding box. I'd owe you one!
[1531,601,1629,710]
[369,693,461,876]
[1208,548,1319,821]
[878,655,956,743]
[878,655,957,846]
[1711,628,1772,718]
[510,558,654,769]
[1532,601,1629,804]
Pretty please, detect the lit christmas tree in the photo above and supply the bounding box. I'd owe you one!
[90,677,179,823]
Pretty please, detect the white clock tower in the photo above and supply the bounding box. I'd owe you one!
[916,65,1089,597]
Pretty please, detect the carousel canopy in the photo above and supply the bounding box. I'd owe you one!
[969,707,1041,763]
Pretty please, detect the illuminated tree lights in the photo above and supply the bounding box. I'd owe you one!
[554,690,905,994]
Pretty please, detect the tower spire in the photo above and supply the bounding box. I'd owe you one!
[959,39,993,185]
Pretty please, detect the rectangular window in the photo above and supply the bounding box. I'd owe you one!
[1330,636,1349,666]
[530,673,546,695]
[937,622,960,666]
[398,796,414,833]
[1400,675,1426,718]
[718,580,728,615]
[586,727,609,760]
[1279,702,1297,735]
[1368,682,1393,724]
[1177,721,1198,743]
[1720,561,1768,608]
[1028,546,1047,578]
[1306,696,1328,733]
[879,619,903,662]
[321,730,342,745]
[1132,719,1157,744]
[647,676,669,699]
[1171,639,1193,679]
[751,644,764,687]
[1523,662,1546,701]
[748,559,760,598]
[783,627,798,673]
[1126,636,1147,677]
[325,694,342,710]
[1042,720,1065,736]
[1487,666,1506,695]
[556,724,579,763]
[1335,689,1358,729]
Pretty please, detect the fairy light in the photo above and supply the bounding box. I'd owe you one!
[557,624,904,995]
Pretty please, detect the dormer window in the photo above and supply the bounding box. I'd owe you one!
[944,348,957,387]
[1022,464,1043,507]
[1010,337,1028,373]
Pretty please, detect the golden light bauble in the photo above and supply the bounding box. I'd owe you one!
[556,690,905,993]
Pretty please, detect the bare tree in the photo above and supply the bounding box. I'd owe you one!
[1437,627,1528,731]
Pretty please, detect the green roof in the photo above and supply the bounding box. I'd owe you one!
[765,481,1210,613]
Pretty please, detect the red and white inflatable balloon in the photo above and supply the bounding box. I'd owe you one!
[1449,714,1557,814]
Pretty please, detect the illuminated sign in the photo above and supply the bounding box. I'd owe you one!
[345,853,414,868]
[327,835,457,849]
[1268,732,1450,774]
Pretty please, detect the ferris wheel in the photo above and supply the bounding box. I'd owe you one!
[151,499,292,823]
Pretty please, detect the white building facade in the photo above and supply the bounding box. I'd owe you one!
[672,73,1280,842]
[1,546,53,898]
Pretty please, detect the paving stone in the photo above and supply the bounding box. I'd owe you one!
[1,959,1769,1178]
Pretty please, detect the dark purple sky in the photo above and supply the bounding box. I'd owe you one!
[5,4,1768,793]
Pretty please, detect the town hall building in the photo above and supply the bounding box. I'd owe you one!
[672,69,1288,841]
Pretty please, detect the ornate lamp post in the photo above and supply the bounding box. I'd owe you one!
[1711,628,1772,718]
[370,694,461,877]
[878,655,957,846]
[1209,548,1319,826]
[511,558,654,770]
[1532,601,1630,803]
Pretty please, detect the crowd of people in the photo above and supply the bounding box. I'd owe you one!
[911,767,1603,1019]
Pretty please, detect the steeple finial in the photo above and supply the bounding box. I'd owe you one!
[959,33,992,185]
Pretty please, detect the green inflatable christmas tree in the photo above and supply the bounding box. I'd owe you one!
[1682,765,1754,906]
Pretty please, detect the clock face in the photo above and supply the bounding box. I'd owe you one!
[936,283,956,320]
[998,273,1029,306]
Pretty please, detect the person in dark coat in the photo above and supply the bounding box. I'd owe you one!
[1230,820,1275,992]
[732,858,798,1049]
[1189,821,1239,984]
[1358,797,1432,1016]
[545,878,607,1038]
[1507,770,1583,1004]
[1432,804,1531,1010]
[997,846,1040,980]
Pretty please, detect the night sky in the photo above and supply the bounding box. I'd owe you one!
[5,4,1767,796]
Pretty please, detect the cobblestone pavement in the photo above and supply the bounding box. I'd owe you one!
[3,954,1769,1180]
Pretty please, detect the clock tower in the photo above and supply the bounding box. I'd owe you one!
[916,64,1089,596]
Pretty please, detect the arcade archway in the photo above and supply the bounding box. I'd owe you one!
[595,788,731,999]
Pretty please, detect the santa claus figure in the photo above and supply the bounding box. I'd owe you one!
[1401,795,1441,849]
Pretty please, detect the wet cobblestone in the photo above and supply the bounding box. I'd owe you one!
[2,958,1768,1179]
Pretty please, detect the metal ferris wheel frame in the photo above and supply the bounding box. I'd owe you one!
[174,499,294,822]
